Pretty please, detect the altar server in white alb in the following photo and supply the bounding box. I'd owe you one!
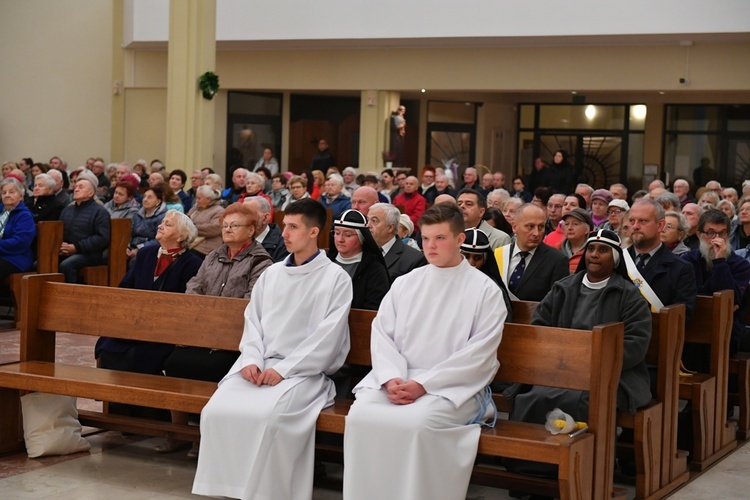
[343,203,507,500]
[193,199,352,500]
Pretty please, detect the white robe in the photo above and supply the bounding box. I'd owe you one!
[193,251,352,500]
[343,258,506,500]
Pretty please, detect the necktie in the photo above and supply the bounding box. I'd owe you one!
[508,251,529,293]
[636,253,648,272]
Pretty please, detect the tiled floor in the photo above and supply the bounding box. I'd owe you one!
[0,324,748,499]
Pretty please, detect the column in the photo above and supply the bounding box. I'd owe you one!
[165,0,216,170]
[359,90,400,170]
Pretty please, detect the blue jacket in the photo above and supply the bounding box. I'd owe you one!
[319,194,351,221]
[130,203,167,249]
[0,203,37,272]
[60,198,110,255]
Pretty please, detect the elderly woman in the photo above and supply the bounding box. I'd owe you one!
[239,172,273,211]
[96,211,201,385]
[281,175,310,210]
[128,183,168,259]
[544,194,587,249]
[187,185,225,258]
[26,173,65,222]
[561,208,593,273]
[500,197,523,224]
[0,178,37,279]
[731,198,750,251]
[156,203,274,456]
[104,175,140,220]
[717,199,737,225]
[328,209,389,310]
[506,229,652,477]
[320,173,352,220]
[661,210,691,256]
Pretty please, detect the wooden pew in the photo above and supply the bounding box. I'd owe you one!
[509,300,689,499]
[79,218,131,286]
[0,276,623,500]
[728,352,750,439]
[4,221,63,326]
[681,290,737,470]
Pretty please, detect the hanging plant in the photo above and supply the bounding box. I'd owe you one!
[199,71,220,100]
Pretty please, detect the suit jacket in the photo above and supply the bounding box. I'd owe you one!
[383,237,427,281]
[628,244,696,321]
[501,242,569,302]
[261,223,290,263]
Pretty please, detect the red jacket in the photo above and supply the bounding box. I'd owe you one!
[392,192,426,225]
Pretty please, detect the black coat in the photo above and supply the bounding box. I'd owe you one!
[627,244,696,321]
[27,195,65,222]
[349,252,390,310]
[383,237,427,281]
[502,242,570,302]
[261,223,290,263]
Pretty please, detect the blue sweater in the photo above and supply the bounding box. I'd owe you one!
[0,203,37,272]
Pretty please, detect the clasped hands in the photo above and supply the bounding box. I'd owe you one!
[241,364,283,386]
[385,378,425,405]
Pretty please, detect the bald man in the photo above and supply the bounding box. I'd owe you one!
[392,176,426,225]
[351,187,380,216]
[434,194,457,206]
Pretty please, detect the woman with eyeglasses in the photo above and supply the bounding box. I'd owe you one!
[281,175,310,210]
[328,209,389,311]
[730,198,750,251]
[661,211,691,256]
[156,202,274,457]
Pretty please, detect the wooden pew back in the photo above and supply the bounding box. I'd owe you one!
[36,221,64,273]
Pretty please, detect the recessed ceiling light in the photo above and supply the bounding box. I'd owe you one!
[421,89,426,93]
[571,91,577,95]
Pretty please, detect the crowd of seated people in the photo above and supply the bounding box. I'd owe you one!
[5,151,750,497]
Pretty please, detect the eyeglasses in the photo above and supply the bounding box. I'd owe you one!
[222,223,252,231]
[701,230,728,239]
[548,204,563,210]
[332,229,359,238]
[664,224,678,231]
[607,208,624,215]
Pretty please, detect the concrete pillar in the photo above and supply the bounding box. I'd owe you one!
[359,90,400,170]
[165,0,216,170]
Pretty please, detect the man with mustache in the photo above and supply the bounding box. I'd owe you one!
[682,209,750,365]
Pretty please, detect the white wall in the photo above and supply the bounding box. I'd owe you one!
[0,1,114,167]
[124,0,750,46]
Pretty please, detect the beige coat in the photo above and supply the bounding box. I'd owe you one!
[188,202,225,256]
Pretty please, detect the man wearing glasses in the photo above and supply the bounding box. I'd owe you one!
[683,208,750,357]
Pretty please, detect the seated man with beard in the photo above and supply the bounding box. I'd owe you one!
[682,209,750,358]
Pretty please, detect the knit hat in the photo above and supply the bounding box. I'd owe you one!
[562,207,594,229]
[460,228,491,253]
[76,170,99,192]
[608,199,629,212]
[591,189,613,205]
[398,214,414,237]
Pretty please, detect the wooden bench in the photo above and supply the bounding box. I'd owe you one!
[728,303,750,441]
[681,290,737,470]
[79,218,131,286]
[509,300,690,500]
[0,275,624,500]
[2,221,63,326]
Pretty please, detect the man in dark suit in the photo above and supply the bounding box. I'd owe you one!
[244,197,289,263]
[495,203,568,302]
[368,203,426,280]
[627,199,697,319]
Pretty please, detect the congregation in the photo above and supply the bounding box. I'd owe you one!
[2,146,750,500]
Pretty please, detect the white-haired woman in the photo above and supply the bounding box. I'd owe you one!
[320,173,352,220]
[95,210,203,381]
[27,173,65,222]
[0,177,37,279]
[187,185,225,258]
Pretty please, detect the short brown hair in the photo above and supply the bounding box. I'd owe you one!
[418,203,464,236]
